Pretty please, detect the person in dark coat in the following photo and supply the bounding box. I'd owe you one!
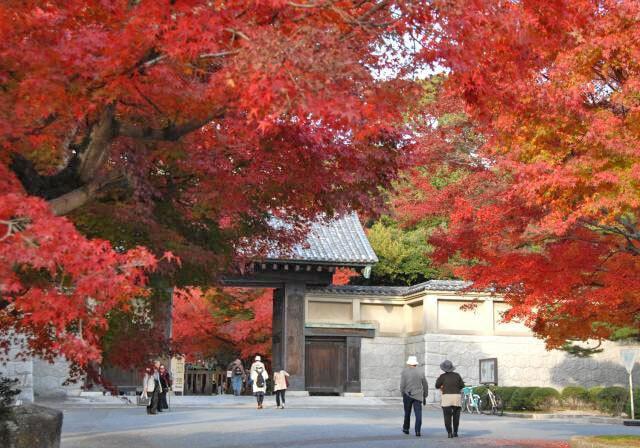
[400,355,428,437]
[151,360,162,413]
[158,364,172,411]
[435,360,465,438]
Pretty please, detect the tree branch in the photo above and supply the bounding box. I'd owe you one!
[117,108,225,141]
[48,171,129,216]
[77,106,117,183]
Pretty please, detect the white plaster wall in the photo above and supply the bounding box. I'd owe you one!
[423,333,640,403]
[2,342,34,403]
[307,301,353,323]
[33,357,82,398]
[361,304,405,334]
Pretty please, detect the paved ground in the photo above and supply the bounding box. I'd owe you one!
[57,397,640,448]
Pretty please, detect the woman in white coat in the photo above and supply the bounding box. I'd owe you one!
[273,368,290,409]
[250,355,269,409]
[141,367,158,415]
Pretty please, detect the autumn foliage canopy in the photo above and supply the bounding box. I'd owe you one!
[0,1,411,367]
[2,0,640,368]
[398,0,640,347]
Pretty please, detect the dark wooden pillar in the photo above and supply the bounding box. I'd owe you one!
[272,282,306,391]
[345,336,361,393]
[271,288,285,373]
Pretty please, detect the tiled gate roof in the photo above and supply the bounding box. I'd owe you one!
[266,212,378,266]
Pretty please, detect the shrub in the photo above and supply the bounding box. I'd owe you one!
[588,386,604,405]
[530,387,560,411]
[474,385,489,397]
[561,386,590,409]
[495,386,518,409]
[595,387,628,415]
[510,387,539,411]
[624,388,639,419]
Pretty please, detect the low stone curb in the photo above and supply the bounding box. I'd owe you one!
[503,412,623,424]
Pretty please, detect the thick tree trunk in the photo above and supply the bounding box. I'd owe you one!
[11,105,219,216]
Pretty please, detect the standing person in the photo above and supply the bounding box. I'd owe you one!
[244,368,252,395]
[151,360,162,413]
[227,358,245,396]
[435,360,465,438]
[158,364,172,411]
[400,355,428,437]
[273,368,290,409]
[250,355,268,409]
[141,367,158,415]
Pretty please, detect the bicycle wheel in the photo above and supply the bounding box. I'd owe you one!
[493,394,504,416]
[473,396,482,414]
[480,393,492,414]
[465,395,473,413]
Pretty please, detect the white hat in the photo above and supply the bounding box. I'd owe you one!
[406,356,418,366]
[255,355,261,361]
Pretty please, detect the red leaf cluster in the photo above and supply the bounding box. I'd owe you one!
[0,165,156,367]
[400,0,640,347]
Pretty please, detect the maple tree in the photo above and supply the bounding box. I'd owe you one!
[0,164,158,368]
[0,1,414,367]
[398,1,640,348]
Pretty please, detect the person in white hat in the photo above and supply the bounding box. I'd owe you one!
[400,355,428,437]
[249,355,268,409]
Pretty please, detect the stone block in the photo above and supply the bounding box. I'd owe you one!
[0,404,62,448]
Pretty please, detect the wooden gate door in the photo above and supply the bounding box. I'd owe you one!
[305,337,346,394]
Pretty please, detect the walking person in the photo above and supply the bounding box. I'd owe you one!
[273,368,290,409]
[435,360,465,438]
[142,367,158,415]
[227,358,245,396]
[151,360,162,413]
[250,355,268,409]
[158,364,172,411]
[400,355,428,437]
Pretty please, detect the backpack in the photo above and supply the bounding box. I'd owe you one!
[233,365,243,376]
[256,367,265,388]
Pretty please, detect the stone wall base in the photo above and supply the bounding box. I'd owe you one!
[361,332,640,401]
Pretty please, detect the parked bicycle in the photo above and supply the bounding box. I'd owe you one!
[461,386,482,414]
[480,387,504,416]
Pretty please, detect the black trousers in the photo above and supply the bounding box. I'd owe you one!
[255,392,264,405]
[159,390,169,410]
[275,390,286,407]
[147,385,160,414]
[402,394,422,434]
[442,406,461,434]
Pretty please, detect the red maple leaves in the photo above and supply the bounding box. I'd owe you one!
[0,165,157,367]
[399,0,640,347]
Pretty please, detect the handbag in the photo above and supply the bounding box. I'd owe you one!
[137,395,151,406]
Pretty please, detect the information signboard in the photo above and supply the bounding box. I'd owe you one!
[170,356,185,395]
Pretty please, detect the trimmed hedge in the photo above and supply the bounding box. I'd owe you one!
[588,386,604,404]
[595,387,628,415]
[494,386,518,409]
[510,387,538,410]
[485,385,630,415]
[530,387,560,411]
[561,385,590,409]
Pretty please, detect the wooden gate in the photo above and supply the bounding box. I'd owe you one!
[305,337,346,394]
[184,367,213,395]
